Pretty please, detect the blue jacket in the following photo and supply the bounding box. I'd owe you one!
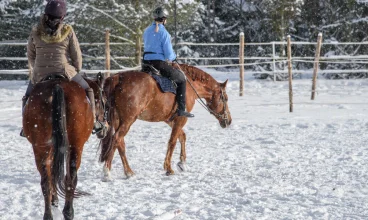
[143,22,176,61]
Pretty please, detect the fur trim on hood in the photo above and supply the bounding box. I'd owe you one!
[35,14,72,44]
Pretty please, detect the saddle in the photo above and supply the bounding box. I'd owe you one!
[141,63,177,94]
[141,63,160,75]
[40,73,67,82]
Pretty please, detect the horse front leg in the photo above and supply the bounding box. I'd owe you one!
[115,122,135,178]
[164,119,187,175]
[102,144,116,182]
[177,129,188,172]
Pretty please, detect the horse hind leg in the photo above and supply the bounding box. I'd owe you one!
[63,147,84,220]
[177,129,188,172]
[34,148,53,220]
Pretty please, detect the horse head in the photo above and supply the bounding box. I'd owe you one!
[84,72,108,138]
[205,79,232,128]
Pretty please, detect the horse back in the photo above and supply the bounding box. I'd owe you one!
[23,79,93,144]
[109,71,177,122]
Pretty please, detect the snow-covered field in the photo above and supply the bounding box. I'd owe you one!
[1,71,368,219]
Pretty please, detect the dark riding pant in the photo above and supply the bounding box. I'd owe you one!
[143,60,187,111]
[25,73,90,97]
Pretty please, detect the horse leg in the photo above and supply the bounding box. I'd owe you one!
[51,190,59,207]
[62,147,81,220]
[114,121,136,178]
[177,129,188,172]
[34,146,53,220]
[164,119,187,175]
[165,122,187,172]
[102,146,116,181]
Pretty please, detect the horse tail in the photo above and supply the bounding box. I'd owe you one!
[51,84,69,198]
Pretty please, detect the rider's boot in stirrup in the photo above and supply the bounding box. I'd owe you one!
[177,108,194,118]
[86,88,107,136]
[176,84,194,118]
[20,95,29,137]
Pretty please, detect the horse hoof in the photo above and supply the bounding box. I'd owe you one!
[125,171,135,178]
[166,170,175,176]
[102,166,111,182]
[177,162,188,172]
[102,176,112,182]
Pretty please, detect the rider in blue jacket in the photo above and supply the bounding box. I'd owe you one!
[143,6,194,118]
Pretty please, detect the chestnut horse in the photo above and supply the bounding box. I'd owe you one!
[23,73,106,220]
[99,64,232,179]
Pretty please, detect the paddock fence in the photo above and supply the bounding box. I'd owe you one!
[1,32,368,101]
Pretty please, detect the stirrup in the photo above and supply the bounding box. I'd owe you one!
[20,129,26,137]
[177,109,194,118]
[92,121,107,134]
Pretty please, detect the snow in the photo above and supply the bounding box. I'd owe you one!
[1,71,368,219]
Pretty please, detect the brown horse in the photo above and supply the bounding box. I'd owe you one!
[99,64,232,179]
[23,73,106,220]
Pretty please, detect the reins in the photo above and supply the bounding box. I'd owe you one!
[175,62,229,121]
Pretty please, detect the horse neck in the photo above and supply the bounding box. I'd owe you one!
[189,79,215,100]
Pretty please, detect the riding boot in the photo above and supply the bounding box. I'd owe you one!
[19,96,29,137]
[176,83,194,118]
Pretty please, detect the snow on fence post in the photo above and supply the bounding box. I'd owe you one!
[287,35,293,113]
[311,33,323,100]
[105,29,111,78]
[272,42,276,81]
[239,32,245,96]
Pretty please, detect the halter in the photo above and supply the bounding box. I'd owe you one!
[175,62,229,122]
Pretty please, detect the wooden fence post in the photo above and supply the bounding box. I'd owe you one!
[239,32,245,96]
[272,41,276,81]
[287,35,293,113]
[311,33,323,100]
[105,29,111,78]
[135,28,142,66]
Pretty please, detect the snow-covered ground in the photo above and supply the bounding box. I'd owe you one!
[1,71,368,219]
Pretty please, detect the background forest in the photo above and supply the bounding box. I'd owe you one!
[1,0,368,79]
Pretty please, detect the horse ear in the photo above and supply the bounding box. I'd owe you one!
[221,79,228,88]
[96,72,105,88]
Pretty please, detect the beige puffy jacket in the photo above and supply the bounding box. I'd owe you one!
[27,17,82,84]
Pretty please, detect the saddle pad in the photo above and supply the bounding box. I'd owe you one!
[147,72,176,94]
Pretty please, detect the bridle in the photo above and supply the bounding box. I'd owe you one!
[98,86,108,121]
[175,62,229,122]
[208,89,229,121]
[89,80,107,121]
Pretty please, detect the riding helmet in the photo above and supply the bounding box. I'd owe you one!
[45,0,67,18]
[153,6,169,20]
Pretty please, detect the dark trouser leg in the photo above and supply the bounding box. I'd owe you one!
[20,81,33,137]
[144,60,193,116]
[71,73,95,118]
[71,73,90,90]
[176,82,186,112]
[71,73,107,137]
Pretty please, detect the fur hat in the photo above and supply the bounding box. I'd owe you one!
[45,0,67,18]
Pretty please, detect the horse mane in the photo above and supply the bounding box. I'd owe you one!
[178,64,217,84]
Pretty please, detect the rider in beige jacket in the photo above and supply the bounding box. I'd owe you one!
[21,0,105,137]
[27,16,82,84]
